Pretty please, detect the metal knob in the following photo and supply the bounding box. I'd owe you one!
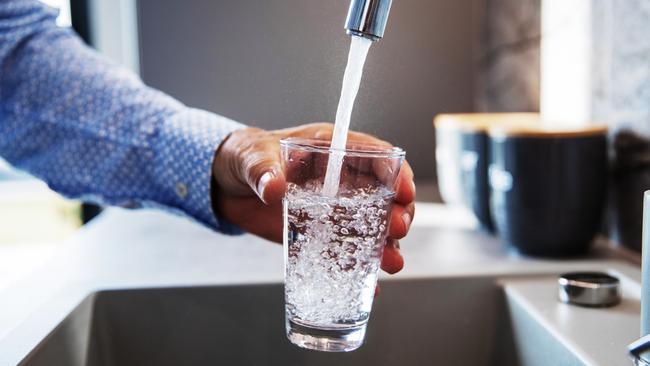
[345,0,393,41]
[558,272,621,307]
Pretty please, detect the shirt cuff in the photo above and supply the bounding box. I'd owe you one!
[153,108,246,234]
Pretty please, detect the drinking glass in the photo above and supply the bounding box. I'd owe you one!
[280,137,405,352]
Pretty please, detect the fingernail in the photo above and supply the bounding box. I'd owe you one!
[402,212,411,231]
[257,171,276,203]
[410,180,416,194]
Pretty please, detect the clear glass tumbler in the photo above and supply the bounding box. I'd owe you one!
[280,137,405,352]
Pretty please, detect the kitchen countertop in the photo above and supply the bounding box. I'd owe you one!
[0,203,642,365]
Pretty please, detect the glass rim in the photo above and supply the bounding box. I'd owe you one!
[280,137,405,159]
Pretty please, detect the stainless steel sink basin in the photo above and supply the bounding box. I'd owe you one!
[18,276,592,366]
[4,210,639,365]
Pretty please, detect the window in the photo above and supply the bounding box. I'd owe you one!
[39,0,72,27]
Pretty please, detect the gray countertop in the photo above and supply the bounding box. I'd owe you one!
[0,203,642,365]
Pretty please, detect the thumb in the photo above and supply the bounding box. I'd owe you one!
[242,150,286,205]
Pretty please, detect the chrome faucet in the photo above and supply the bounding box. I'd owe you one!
[629,191,650,365]
[345,0,393,41]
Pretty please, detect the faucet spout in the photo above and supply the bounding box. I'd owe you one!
[345,0,393,41]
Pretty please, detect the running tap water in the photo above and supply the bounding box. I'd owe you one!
[322,0,393,197]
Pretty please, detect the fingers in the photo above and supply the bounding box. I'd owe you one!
[368,156,400,188]
[395,162,415,205]
[388,202,415,239]
[381,238,404,274]
[222,124,412,211]
[286,122,388,146]
[314,126,391,147]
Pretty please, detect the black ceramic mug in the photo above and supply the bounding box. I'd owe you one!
[488,125,608,257]
[434,113,538,232]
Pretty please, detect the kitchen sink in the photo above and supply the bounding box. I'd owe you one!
[18,276,593,366]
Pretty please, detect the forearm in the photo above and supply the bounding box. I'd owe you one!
[0,0,244,232]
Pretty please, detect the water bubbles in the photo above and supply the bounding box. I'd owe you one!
[284,183,393,325]
[338,257,357,271]
[345,243,358,253]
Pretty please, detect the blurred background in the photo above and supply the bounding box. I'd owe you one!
[2,0,649,284]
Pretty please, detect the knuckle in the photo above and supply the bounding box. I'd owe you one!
[313,122,334,130]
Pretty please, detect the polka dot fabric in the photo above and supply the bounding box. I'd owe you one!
[0,0,245,233]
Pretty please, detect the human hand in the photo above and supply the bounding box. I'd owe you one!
[211,123,415,274]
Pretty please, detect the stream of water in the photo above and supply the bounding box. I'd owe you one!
[321,36,373,197]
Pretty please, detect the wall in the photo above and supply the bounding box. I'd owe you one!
[477,0,541,112]
[136,0,480,184]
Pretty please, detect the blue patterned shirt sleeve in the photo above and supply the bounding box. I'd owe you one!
[0,0,246,234]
